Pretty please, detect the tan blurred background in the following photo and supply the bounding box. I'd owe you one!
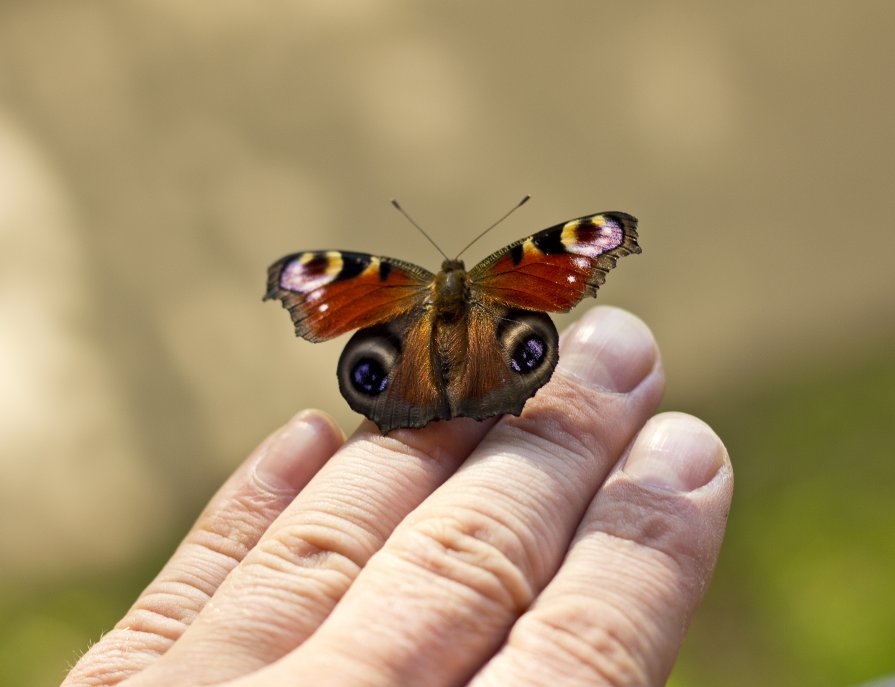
[1,2,893,685]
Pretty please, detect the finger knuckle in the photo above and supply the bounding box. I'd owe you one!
[394,508,536,615]
[249,519,368,598]
[519,601,652,686]
[62,628,171,687]
[193,491,284,559]
[501,382,620,467]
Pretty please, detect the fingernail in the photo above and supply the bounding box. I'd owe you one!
[559,307,657,392]
[253,411,341,492]
[623,413,725,492]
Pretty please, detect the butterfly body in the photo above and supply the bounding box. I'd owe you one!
[266,211,640,433]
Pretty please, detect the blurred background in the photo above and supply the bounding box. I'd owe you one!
[1,2,893,685]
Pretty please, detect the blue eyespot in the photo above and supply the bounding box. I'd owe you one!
[510,335,546,373]
[351,359,389,395]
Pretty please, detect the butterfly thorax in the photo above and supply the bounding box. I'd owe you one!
[432,259,469,320]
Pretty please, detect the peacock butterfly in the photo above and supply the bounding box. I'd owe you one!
[265,202,640,433]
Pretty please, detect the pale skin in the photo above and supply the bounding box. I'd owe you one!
[64,306,733,687]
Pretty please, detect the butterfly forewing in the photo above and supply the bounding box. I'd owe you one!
[265,251,434,342]
[468,212,640,312]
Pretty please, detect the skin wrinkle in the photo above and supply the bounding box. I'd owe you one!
[266,465,421,569]
[419,499,545,594]
[186,484,299,564]
[185,526,255,572]
[490,420,609,510]
[552,548,687,618]
[362,427,470,470]
[514,614,648,687]
[221,553,358,649]
[298,486,396,544]
[506,380,611,457]
[445,467,579,587]
[130,582,208,625]
[116,608,187,643]
[71,647,161,687]
[296,479,390,530]
[372,464,431,525]
[256,549,357,606]
[391,516,536,615]
[582,471,731,580]
[242,567,348,624]
[249,469,302,498]
[169,559,234,594]
[343,560,520,686]
[192,574,345,666]
[119,574,221,639]
[170,543,244,592]
[124,585,203,629]
[282,551,522,687]
[340,425,490,507]
[321,451,433,529]
[520,360,664,460]
[484,472,562,581]
[66,615,195,685]
[547,571,682,650]
[573,527,696,615]
[495,413,597,473]
[254,526,366,579]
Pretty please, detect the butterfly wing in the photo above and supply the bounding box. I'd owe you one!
[467,212,640,312]
[265,251,435,342]
[337,313,449,433]
[338,307,560,433]
[447,307,559,421]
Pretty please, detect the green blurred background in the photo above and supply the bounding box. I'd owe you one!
[1,2,893,685]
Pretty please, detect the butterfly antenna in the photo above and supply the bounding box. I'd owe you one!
[390,199,449,261]
[454,195,531,260]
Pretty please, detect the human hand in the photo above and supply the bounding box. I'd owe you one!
[64,306,732,687]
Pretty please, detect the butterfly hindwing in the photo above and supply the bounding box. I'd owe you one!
[337,313,448,433]
[449,306,559,420]
[336,307,559,433]
[265,251,434,342]
[468,212,640,312]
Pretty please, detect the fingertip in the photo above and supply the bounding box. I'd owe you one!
[293,408,347,447]
[558,306,660,393]
[623,412,728,492]
[253,409,344,493]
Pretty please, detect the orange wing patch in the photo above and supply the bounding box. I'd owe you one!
[469,212,640,312]
[265,251,434,342]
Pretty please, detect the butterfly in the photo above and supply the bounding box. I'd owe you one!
[265,206,640,433]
